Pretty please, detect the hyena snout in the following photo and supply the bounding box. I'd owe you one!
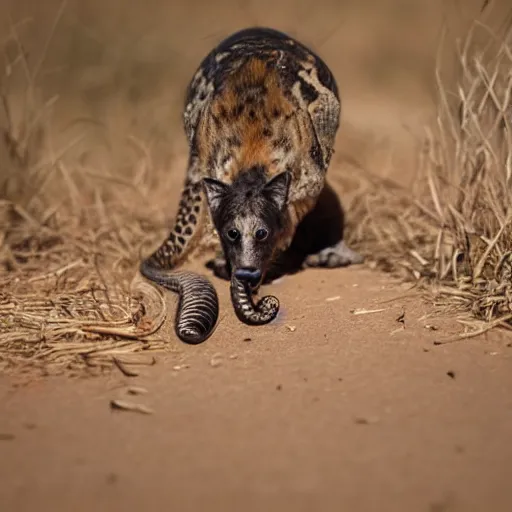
[233,267,262,288]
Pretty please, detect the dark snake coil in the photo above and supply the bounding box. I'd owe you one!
[230,275,280,325]
[139,260,219,344]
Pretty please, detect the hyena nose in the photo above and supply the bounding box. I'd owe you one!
[234,267,262,286]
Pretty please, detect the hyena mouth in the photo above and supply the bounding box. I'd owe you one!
[232,267,264,291]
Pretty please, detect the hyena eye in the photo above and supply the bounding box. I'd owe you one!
[226,228,240,242]
[255,228,269,241]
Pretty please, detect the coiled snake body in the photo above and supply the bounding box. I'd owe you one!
[139,260,219,344]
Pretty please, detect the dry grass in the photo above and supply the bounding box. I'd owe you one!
[347,11,512,342]
[0,15,172,376]
[0,206,169,374]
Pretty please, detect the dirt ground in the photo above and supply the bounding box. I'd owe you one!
[2,1,512,511]
[2,267,512,511]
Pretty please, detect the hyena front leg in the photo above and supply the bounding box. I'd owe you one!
[146,180,205,268]
[140,180,219,344]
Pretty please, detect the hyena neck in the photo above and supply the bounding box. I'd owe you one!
[205,165,290,233]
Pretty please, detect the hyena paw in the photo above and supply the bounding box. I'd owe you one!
[303,240,365,269]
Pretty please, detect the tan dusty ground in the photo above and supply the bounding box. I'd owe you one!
[2,266,512,511]
[2,1,512,511]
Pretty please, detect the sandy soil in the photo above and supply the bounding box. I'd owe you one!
[2,0,512,510]
[2,265,512,511]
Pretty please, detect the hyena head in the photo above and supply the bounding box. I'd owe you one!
[203,165,291,288]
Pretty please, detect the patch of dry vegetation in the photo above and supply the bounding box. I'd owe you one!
[348,11,512,342]
[0,17,171,376]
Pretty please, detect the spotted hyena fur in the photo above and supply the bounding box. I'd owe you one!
[146,26,362,287]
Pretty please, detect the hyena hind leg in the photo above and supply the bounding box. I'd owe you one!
[303,240,364,269]
[294,181,365,270]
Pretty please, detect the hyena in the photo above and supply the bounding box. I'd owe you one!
[140,27,364,344]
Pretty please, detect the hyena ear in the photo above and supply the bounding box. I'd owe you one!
[202,177,229,216]
[263,170,291,211]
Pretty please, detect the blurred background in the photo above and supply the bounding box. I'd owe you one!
[0,0,508,217]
